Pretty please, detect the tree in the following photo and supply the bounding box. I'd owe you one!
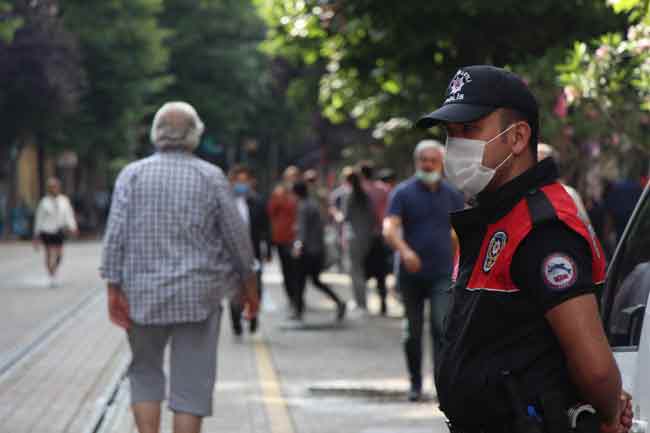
[160,0,270,156]
[257,0,625,155]
[558,0,650,182]
[0,0,84,237]
[60,0,170,159]
[58,0,171,227]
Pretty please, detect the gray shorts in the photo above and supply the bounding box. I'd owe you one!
[126,308,223,417]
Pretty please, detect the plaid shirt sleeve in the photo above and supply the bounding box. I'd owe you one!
[213,173,256,280]
[99,166,132,285]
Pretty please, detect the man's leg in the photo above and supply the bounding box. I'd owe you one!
[250,269,263,332]
[307,254,345,319]
[429,276,451,390]
[277,244,296,310]
[293,256,308,319]
[229,300,243,336]
[169,308,222,433]
[45,246,56,276]
[348,243,368,309]
[401,276,426,400]
[133,402,162,433]
[127,323,169,433]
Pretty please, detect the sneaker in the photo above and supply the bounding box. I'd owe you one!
[408,385,422,402]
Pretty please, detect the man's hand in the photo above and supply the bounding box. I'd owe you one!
[32,238,40,251]
[600,391,633,433]
[402,248,422,274]
[242,275,260,320]
[107,284,131,330]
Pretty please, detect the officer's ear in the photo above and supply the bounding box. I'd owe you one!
[511,121,531,156]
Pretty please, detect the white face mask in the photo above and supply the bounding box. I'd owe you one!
[415,169,441,185]
[443,124,517,198]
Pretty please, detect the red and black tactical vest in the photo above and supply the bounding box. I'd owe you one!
[466,182,606,293]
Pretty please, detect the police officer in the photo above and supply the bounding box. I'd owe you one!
[416,66,633,433]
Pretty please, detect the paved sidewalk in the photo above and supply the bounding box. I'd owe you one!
[0,242,446,433]
[0,292,127,432]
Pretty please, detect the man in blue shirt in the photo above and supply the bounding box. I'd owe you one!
[383,139,464,402]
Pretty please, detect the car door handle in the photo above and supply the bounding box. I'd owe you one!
[632,419,647,433]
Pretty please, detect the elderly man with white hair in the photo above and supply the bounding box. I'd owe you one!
[100,101,258,433]
[383,139,464,402]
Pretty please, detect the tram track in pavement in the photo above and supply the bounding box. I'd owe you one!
[0,286,130,433]
[0,288,103,379]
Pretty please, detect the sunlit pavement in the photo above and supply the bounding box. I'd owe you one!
[0,241,446,433]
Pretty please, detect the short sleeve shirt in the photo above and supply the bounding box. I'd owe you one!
[511,221,595,311]
[387,178,464,279]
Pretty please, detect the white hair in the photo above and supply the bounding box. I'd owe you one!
[150,101,205,151]
[413,139,444,160]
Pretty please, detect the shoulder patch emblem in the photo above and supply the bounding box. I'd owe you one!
[483,231,507,273]
[542,253,578,291]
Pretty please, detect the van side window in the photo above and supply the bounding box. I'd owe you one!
[602,193,650,348]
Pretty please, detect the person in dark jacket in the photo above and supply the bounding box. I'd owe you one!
[229,165,271,335]
[292,181,346,322]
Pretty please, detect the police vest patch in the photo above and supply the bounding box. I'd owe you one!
[542,253,577,291]
[483,231,507,273]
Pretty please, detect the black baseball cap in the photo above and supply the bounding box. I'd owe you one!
[416,65,539,130]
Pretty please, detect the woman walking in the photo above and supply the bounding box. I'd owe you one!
[343,171,376,313]
[33,177,78,287]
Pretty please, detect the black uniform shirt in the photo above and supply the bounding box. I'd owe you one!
[437,159,596,427]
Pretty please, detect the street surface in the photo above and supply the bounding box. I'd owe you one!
[0,241,446,433]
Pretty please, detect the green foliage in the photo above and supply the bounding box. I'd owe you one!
[257,0,624,137]
[60,0,171,158]
[159,0,270,148]
[0,2,23,43]
[0,0,84,147]
[558,0,650,178]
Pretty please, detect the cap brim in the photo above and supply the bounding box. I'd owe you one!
[416,104,496,128]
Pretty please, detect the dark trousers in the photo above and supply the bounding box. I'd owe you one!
[364,235,389,304]
[294,252,343,316]
[276,243,298,310]
[230,270,262,332]
[400,274,451,390]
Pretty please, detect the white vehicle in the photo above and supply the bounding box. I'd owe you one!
[600,183,650,433]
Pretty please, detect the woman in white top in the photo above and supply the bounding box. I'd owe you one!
[32,177,78,287]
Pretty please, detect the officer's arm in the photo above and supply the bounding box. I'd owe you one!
[546,295,622,425]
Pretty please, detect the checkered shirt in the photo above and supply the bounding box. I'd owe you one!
[100,151,255,325]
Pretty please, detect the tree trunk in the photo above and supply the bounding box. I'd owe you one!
[2,139,23,239]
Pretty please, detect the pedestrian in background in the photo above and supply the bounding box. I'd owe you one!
[268,165,300,316]
[329,166,354,272]
[228,164,271,336]
[537,142,591,223]
[383,140,464,402]
[358,160,391,313]
[292,181,346,322]
[342,171,375,316]
[100,101,258,433]
[33,177,79,288]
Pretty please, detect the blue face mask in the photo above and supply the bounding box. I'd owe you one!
[233,183,249,196]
